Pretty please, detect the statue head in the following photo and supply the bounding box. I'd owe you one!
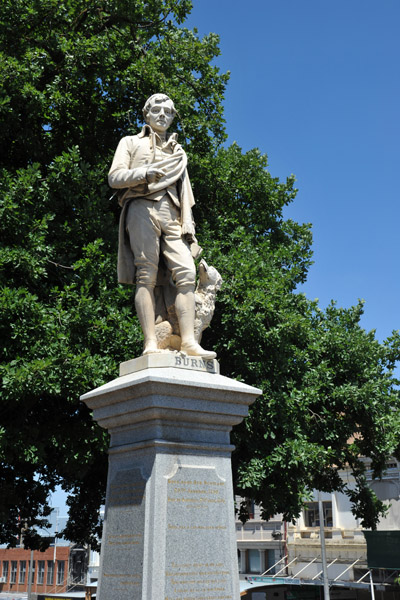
[142,93,176,134]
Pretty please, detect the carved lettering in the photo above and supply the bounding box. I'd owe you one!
[172,354,218,373]
[99,468,146,598]
[165,466,234,599]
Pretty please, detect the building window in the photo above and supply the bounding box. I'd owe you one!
[19,561,26,584]
[266,549,276,574]
[246,498,255,519]
[37,561,45,585]
[30,561,35,584]
[57,561,65,585]
[47,561,54,585]
[10,561,17,584]
[248,549,261,573]
[2,561,9,581]
[304,501,333,527]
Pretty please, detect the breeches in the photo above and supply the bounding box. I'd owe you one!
[126,195,196,288]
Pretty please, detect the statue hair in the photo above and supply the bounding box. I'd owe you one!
[142,93,176,122]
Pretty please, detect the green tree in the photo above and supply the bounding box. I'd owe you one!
[189,143,400,528]
[1,0,399,549]
[0,0,228,549]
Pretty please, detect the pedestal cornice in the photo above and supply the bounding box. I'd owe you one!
[80,360,261,453]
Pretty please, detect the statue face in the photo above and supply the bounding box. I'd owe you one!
[147,99,175,134]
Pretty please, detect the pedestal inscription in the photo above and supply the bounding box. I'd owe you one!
[100,467,146,599]
[119,353,219,376]
[165,465,234,600]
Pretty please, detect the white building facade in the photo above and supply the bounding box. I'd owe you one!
[237,461,400,598]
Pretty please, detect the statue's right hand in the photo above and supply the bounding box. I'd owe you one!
[146,167,165,184]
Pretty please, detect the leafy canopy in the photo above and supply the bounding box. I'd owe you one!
[1,0,400,549]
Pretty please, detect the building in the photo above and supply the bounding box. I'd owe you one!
[0,509,88,598]
[0,545,70,596]
[236,498,284,579]
[237,459,400,598]
[286,461,400,586]
[0,544,89,597]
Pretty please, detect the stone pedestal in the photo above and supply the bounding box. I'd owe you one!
[81,354,261,600]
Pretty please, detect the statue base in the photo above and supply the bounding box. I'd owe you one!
[119,352,220,376]
[81,358,261,600]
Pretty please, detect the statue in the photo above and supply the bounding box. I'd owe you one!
[109,93,218,359]
[154,258,222,351]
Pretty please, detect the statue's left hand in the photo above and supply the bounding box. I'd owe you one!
[146,167,165,184]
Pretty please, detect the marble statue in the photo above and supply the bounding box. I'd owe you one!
[109,93,218,359]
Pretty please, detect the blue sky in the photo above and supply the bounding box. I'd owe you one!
[186,0,400,342]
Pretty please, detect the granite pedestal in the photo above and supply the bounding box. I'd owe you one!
[81,354,261,600]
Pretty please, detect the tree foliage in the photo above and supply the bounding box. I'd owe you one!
[189,143,400,529]
[0,0,228,549]
[1,0,400,549]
